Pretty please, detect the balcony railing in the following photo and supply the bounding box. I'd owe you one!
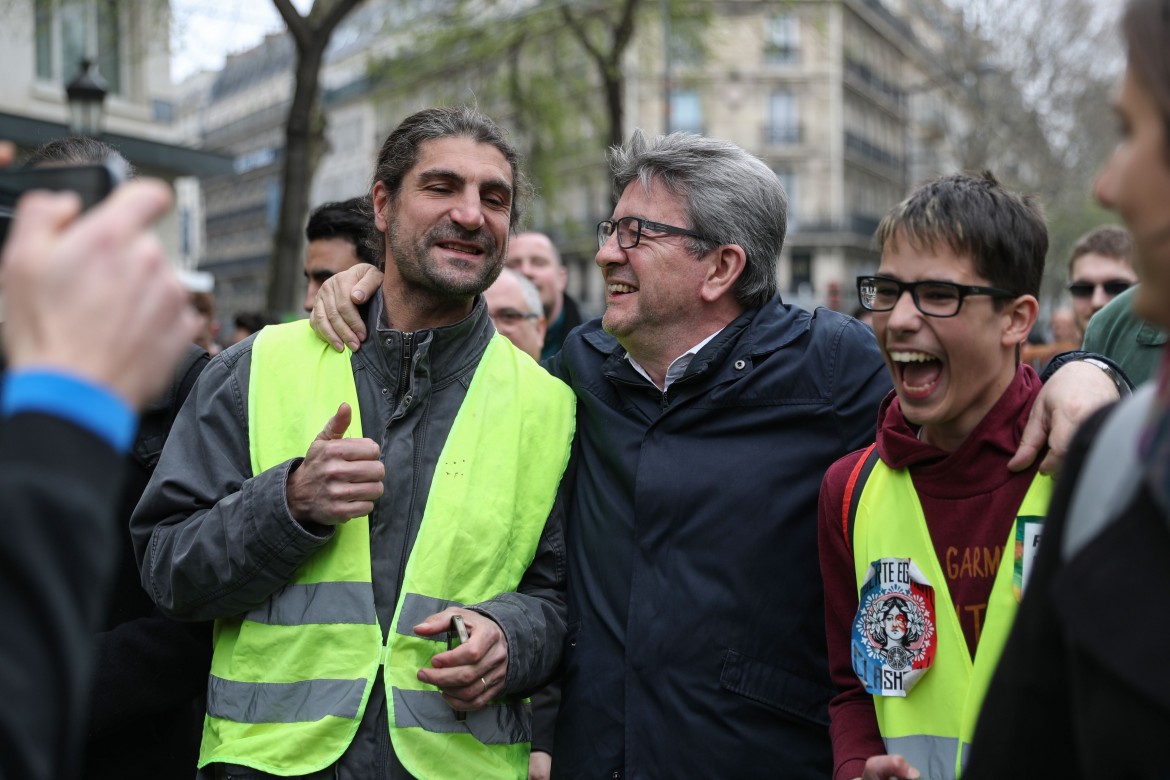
[845,132,902,170]
[844,57,905,107]
[763,123,802,145]
[764,44,799,66]
[787,212,884,238]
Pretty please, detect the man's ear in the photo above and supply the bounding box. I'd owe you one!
[372,182,390,233]
[1003,294,1040,347]
[700,244,747,303]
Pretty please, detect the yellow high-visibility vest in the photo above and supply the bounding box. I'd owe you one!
[199,320,575,778]
[851,457,1052,780]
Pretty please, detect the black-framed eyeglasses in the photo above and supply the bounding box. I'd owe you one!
[857,275,1019,318]
[596,216,714,250]
[490,308,540,325]
[1067,280,1132,299]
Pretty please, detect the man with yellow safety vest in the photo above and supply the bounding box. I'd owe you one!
[817,173,1110,780]
[131,107,576,780]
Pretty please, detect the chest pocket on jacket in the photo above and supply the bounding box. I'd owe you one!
[719,648,832,726]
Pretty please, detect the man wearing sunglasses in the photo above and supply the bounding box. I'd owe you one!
[1066,225,1137,333]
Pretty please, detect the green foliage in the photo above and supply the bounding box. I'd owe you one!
[937,0,1125,309]
[367,2,601,211]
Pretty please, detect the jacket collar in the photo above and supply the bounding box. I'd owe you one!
[360,288,494,387]
[587,293,813,384]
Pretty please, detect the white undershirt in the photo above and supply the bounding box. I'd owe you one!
[626,329,723,391]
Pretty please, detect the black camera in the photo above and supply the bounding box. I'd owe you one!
[0,162,123,250]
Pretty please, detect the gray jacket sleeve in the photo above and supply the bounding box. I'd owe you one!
[471,456,572,698]
[130,341,334,622]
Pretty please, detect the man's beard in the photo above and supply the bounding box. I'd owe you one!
[387,217,503,298]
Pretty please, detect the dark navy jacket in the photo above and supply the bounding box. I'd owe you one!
[547,297,889,779]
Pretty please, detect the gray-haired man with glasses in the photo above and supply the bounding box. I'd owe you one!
[538,131,892,778]
[485,267,546,360]
[596,215,713,249]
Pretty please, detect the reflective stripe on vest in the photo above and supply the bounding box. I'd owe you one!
[852,460,1053,780]
[199,321,575,778]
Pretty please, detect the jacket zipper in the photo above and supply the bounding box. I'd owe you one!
[393,331,417,642]
[395,332,414,410]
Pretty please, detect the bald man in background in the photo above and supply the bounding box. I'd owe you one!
[485,268,545,361]
[506,232,582,360]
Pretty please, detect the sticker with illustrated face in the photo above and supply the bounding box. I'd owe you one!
[852,557,937,697]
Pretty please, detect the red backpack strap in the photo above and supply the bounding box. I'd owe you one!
[841,443,880,554]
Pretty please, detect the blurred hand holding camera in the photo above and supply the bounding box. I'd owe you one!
[0,177,196,410]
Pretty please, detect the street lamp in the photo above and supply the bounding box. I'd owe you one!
[65,58,108,137]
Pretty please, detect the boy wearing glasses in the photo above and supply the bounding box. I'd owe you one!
[818,172,1054,780]
[1066,225,1137,333]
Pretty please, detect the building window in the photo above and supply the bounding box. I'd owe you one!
[774,168,798,233]
[152,99,175,123]
[669,90,703,134]
[766,90,800,144]
[765,13,799,65]
[791,249,813,291]
[34,0,123,95]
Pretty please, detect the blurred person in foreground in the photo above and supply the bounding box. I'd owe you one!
[24,136,213,780]
[966,1,1170,777]
[0,140,196,780]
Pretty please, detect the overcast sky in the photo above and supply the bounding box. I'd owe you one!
[169,0,1128,85]
[170,0,313,83]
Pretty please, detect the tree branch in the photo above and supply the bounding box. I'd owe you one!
[560,6,605,67]
[319,0,364,37]
[272,0,311,49]
[610,0,641,65]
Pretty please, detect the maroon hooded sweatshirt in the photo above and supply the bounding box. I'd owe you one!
[817,365,1042,780]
